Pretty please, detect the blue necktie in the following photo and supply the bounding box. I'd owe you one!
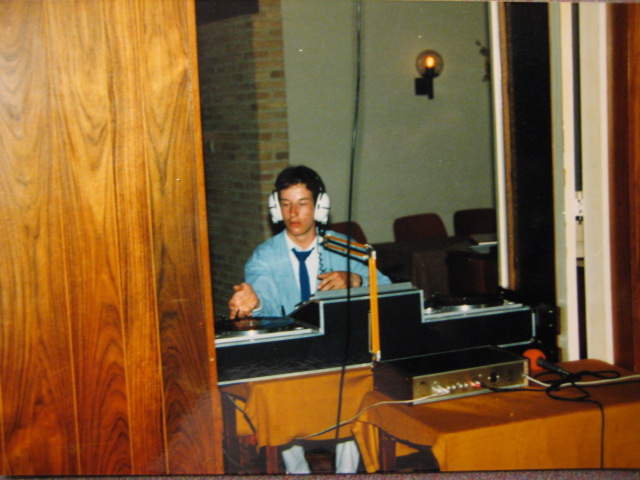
[293,248,313,302]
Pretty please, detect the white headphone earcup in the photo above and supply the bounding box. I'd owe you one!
[314,192,331,224]
[268,191,282,223]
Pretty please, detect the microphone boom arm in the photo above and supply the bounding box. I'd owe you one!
[322,233,371,260]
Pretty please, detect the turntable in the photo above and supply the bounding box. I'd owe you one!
[422,292,528,321]
[214,315,319,346]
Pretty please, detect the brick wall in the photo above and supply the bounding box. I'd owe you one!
[197,0,289,318]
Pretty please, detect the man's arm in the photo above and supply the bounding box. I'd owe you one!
[242,236,297,317]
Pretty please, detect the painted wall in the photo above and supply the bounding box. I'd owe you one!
[282,0,495,242]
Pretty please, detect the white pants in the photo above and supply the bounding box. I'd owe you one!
[281,440,360,474]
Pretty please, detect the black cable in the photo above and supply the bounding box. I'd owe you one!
[541,371,614,469]
[335,0,364,444]
[485,368,631,469]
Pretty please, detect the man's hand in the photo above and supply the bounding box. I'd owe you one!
[317,271,363,291]
[228,282,259,319]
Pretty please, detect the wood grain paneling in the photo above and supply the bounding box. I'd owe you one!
[0,1,80,474]
[0,0,222,474]
[629,5,640,373]
[609,3,640,372]
[47,0,138,473]
[137,0,221,472]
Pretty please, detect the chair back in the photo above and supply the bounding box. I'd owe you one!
[393,213,447,242]
[330,221,368,244]
[453,208,497,236]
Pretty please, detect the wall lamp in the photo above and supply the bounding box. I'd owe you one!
[415,50,444,99]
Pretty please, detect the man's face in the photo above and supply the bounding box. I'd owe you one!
[279,183,316,245]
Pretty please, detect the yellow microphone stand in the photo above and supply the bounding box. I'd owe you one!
[322,234,381,362]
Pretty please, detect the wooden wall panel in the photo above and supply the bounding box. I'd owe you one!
[101,0,169,473]
[0,0,222,474]
[46,0,137,473]
[137,0,221,472]
[629,4,640,373]
[0,1,80,474]
[609,3,640,372]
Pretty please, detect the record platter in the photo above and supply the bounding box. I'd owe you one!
[214,315,319,346]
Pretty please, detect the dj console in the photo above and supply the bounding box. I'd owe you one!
[215,283,423,384]
[215,282,558,395]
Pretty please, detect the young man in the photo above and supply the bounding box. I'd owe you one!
[227,165,391,474]
[228,165,390,319]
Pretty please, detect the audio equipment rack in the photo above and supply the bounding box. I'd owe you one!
[373,346,528,404]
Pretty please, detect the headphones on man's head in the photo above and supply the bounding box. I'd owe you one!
[268,189,331,225]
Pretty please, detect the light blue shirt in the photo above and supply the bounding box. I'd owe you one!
[246,229,391,317]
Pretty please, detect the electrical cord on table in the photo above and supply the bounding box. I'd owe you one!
[298,368,640,443]
[532,368,621,469]
[297,390,450,441]
[483,366,640,469]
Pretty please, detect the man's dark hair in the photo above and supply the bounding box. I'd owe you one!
[275,165,326,202]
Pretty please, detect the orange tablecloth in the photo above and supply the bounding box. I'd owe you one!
[221,366,373,449]
[352,359,640,472]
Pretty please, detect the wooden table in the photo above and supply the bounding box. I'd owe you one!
[220,366,373,473]
[351,359,640,472]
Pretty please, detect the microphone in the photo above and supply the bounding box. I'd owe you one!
[536,357,571,377]
[322,234,371,260]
